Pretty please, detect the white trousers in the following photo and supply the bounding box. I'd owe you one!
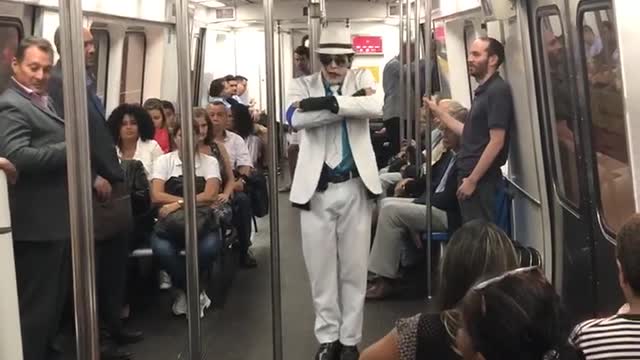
[300,178,373,346]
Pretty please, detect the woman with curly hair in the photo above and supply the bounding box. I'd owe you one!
[107,103,164,180]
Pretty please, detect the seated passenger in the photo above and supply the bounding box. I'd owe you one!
[107,103,164,180]
[206,101,258,267]
[143,98,171,153]
[161,100,177,131]
[366,107,468,299]
[361,220,519,360]
[194,107,236,222]
[150,122,222,317]
[570,214,640,360]
[230,102,264,169]
[378,99,461,197]
[457,266,577,360]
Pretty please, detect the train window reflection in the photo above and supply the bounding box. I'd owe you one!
[0,23,21,94]
[463,21,476,100]
[538,12,580,207]
[580,8,634,233]
[119,32,146,104]
[433,21,450,98]
[91,28,109,106]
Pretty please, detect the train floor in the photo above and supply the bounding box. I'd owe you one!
[55,177,433,359]
[123,195,430,360]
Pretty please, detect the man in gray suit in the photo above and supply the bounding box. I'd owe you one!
[0,36,69,360]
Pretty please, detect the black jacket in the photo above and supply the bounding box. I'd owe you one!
[48,61,124,184]
[412,150,461,233]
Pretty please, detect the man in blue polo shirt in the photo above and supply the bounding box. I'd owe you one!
[425,37,513,223]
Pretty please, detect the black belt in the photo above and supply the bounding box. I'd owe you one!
[326,169,360,184]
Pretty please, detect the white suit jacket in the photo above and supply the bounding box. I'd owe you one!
[287,69,383,205]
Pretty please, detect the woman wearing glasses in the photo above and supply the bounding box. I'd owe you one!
[361,220,519,360]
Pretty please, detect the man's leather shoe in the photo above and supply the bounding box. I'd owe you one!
[113,328,144,345]
[100,342,132,360]
[340,345,359,360]
[240,250,258,268]
[315,341,341,360]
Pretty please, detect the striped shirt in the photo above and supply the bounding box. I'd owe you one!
[570,314,640,360]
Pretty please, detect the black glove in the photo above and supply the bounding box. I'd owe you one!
[351,89,368,97]
[299,96,339,114]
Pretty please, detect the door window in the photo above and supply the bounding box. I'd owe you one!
[580,6,634,233]
[537,11,581,207]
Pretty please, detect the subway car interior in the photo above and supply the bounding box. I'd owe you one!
[0,0,639,359]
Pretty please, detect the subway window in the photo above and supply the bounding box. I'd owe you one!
[90,28,109,107]
[538,12,580,207]
[0,23,21,94]
[433,22,450,98]
[119,32,146,104]
[580,7,634,233]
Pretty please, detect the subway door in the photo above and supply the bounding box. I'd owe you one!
[527,0,597,321]
[568,0,630,315]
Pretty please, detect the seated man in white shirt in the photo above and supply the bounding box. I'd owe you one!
[207,101,258,268]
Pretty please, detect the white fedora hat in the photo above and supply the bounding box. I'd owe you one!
[316,25,355,55]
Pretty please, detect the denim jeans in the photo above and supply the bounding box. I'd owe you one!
[232,192,253,253]
[151,230,222,290]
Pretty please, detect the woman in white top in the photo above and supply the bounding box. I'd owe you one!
[150,122,222,318]
[107,103,164,180]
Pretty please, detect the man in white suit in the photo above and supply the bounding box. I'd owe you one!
[286,24,382,360]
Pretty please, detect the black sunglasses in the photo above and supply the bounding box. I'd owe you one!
[318,54,350,67]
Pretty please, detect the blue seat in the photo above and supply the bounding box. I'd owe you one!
[420,177,512,297]
[423,176,512,246]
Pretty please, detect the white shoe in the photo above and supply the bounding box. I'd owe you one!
[200,291,212,318]
[172,290,187,316]
[159,270,172,290]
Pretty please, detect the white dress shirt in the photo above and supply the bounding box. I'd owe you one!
[152,151,221,181]
[117,138,164,181]
[222,130,254,169]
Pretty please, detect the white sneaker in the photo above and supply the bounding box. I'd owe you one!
[159,270,172,290]
[172,290,187,316]
[200,291,212,318]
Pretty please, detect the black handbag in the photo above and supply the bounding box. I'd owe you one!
[154,206,217,242]
[153,176,219,241]
[93,182,133,242]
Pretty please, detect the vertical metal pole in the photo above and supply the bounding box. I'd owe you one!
[308,0,322,73]
[57,1,99,359]
[422,0,433,299]
[175,0,202,358]
[264,1,283,360]
[414,0,422,162]
[277,21,286,161]
[398,0,405,144]
[405,0,413,144]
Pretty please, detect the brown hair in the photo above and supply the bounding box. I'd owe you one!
[16,36,54,62]
[616,214,640,296]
